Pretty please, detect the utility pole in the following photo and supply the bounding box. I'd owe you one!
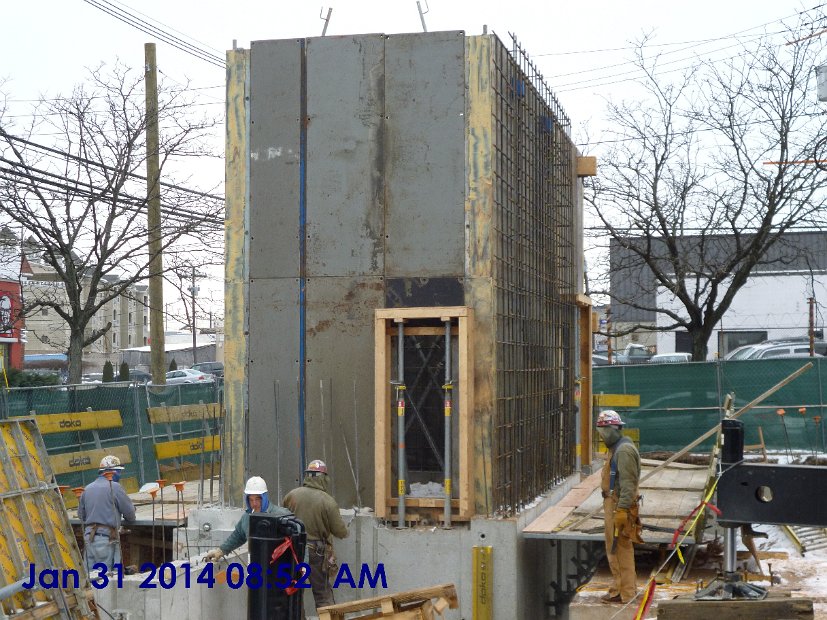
[145,43,165,384]
[810,297,816,356]
[190,266,199,365]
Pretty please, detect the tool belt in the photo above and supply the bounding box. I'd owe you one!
[86,523,114,542]
[611,496,644,544]
[308,538,338,583]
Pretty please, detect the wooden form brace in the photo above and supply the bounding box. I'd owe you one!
[374,307,474,521]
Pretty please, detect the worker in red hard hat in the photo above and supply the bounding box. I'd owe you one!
[283,459,348,610]
[596,410,643,604]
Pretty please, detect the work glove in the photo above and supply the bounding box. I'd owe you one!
[206,548,225,562]
[613,508,629,538]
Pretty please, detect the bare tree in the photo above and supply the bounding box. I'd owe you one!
[0,62,224,382]
[585,17,827,360]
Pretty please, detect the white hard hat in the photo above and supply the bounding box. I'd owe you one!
[244,476,267,495]
[99,455,125,470]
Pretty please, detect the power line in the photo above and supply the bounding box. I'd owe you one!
[0,161,224,230]
[538,3,824,80]
[81,0,225,69]
[2,133,224,202]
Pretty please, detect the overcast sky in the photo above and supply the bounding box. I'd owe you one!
[4,1,811,142]
[0,1,818,324]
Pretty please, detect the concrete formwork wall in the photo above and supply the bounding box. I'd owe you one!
[240,32,469,507]
[234,31,579,516]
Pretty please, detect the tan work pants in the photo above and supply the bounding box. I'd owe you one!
[603,497,637,602]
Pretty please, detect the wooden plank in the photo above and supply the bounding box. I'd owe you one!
[523,505,575,534]
[50,445,131,475]
[459,311,474,519]
[578,305,593,466]
[593,394,640,408]
[147,403,223,424]
[640,458,706,470]
[576,156,597,177]
[36,410,123,434]
[395,326,458,336]
[657,596,813,620]
[154,435,220,460]
[389,498,460,508]
[375,315,389,519]
[375,306,469,320]
[550,471,603,511]
[318,583,457,615]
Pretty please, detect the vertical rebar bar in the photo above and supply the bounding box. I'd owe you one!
[396,321,406,527]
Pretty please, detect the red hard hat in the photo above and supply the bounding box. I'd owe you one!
[596,410,625,427]
[306,459,327,474]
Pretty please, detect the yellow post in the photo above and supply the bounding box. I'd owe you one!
[472,545,493,620]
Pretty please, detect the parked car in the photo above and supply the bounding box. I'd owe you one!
[592,354,611,366]
[724,344,763,360]
[129,369,152,383]
[739,342,827,360]
[191,361,224,378]
[649,352,692,363]
[149,368,214,385]
[614,344,653,365]
[81,373,104,384]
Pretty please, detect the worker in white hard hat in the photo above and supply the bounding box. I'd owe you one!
[77,455,136,575]
[596,410,643,604]
[283,459,348,610]
[206,476,291,561]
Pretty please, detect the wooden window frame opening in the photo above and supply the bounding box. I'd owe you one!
[374,306,474,521]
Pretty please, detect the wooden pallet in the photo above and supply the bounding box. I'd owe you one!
[318,583,458,620]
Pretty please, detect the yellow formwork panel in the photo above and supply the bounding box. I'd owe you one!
[50,444,132,475]
[36,409,123,434]
[154,435,220,460]
[147,403,222,424]
[0,418,94,619]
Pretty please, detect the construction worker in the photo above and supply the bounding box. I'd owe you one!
[283,459,348,610]
[77,455,136,575]
[206,476,291,561]
[597,410,643,604]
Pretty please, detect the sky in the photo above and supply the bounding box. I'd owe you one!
[0,1,819,326]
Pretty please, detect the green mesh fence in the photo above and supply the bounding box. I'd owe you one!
[0,380,223,489]
[593,358,827,454]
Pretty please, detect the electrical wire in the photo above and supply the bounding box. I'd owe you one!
[0,162,224,230]
[81,0,225,69]
[2,133,224,203]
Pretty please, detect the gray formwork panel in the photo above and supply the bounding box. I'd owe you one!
[384,31,466,278]
[248,277,303,494]
[306,35,386,277]
[249,39,302,280]
[304,276,384,507]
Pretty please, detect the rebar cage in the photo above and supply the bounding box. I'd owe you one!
[490,36,578,514]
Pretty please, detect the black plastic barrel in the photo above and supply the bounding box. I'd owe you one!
[247,513,307,620]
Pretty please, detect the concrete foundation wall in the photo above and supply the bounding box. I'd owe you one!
[96,473,577,619]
